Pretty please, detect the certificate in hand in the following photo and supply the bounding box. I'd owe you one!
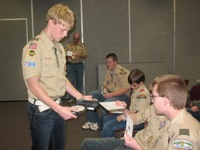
[99,101,126,112]
[126,114,134,137]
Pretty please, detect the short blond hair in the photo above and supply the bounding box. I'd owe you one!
[46,3,74,29]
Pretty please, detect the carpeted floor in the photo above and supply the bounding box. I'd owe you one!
[0,100,101,150]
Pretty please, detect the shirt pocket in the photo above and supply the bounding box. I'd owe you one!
[41,59,57,77]
[60,57,66,75]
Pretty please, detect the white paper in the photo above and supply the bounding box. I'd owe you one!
[126,115,134,137]
[99,101,125,112]
[67,51,73,56]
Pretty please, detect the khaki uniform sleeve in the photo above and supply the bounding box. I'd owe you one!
[160,109,200,150]
[22,42,41,80]
[168,134,200,150]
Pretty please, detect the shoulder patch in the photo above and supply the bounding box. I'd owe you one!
[29,43,38,50]
[139,89,144,92]
[172,139,194,149]
[24,61,36,67]
[28,50,35,56]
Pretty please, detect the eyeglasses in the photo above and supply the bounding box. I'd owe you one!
[150,95,165,100]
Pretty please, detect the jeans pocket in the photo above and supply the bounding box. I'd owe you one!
[35,108,52,116]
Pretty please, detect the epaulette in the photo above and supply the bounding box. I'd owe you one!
[28,42,38,50]
[31,37,39,42]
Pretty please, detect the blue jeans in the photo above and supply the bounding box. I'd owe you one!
[80,137,132,150]
[102,114,145,137]
[86,90,129,129]
[27,102,66,150]
[67,62,84,98]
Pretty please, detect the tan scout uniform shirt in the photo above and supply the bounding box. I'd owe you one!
[155,108,200,150]
[103,64,130,95]
[65,41,87,63]
[134,105,170,150]
[22,30,67,99]
[129,84,150,114]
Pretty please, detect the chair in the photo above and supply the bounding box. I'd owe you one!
[190,84,200,101]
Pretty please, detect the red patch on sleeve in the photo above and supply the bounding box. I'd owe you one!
[139,89,144,92]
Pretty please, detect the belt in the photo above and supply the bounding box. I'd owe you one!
[67,61,83,64]
[28,97,61,112]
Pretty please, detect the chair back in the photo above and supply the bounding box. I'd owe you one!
[190,84,200,101]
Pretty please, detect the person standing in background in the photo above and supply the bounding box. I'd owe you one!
[65,32,87,102]
[22,4,91,150]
